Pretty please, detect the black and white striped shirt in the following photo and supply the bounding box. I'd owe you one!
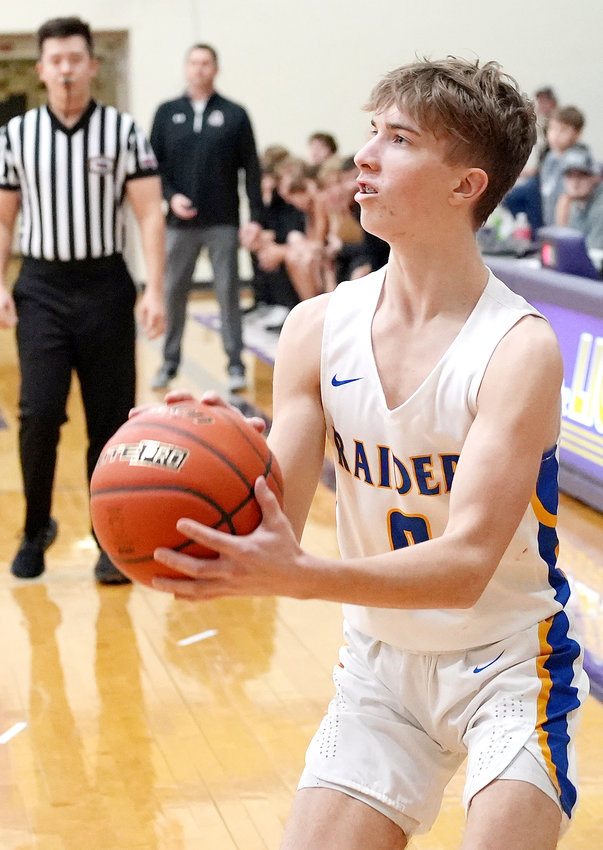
[0,100,158,261]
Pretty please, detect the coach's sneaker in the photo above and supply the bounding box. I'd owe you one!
[11,518,58,579]
[94,551,131,585]
[228,364,247,393]
[150,363,177,390]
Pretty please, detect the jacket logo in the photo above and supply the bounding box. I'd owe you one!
[88,155,114,175]
[207,109,224,127]
[172,113,186,124]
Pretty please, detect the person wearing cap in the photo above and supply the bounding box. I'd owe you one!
[539,106,591,226]
[556,148,603,252]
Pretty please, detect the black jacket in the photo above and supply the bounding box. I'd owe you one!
[150,92,263,228]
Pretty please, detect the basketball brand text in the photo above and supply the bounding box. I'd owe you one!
[99,440,189,471]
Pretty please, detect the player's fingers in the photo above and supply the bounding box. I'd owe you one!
[153,544,226,577]
[201,392,266,433]
[200,391,228,406]
[152,575,223,597]
[163,390,196,404]
[128,393,190,418]
[128,401,161,418]
[253,476,282,519]
[174,518,243,557]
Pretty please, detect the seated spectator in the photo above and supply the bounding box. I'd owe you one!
[535,86,558,116]
[239,147,304,327]
[504,104,590,234]
[521,86,558,179]
[320,156,389,282]
[540,106,590,225]
[306,131,338,166]
[555,148,603,253]
[275,157,331,298]
[259,144,290,204]
[243,151,389,307]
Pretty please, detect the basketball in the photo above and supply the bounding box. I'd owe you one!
[89,401,284,587]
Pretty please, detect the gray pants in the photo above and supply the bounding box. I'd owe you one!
[162,224,243,371]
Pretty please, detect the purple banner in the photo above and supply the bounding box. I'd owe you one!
[532,300,603,482]
[527,300,603,694]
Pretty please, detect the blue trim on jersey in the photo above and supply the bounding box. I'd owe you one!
[540,611,583,817]
[533,449,582,816]
[534,448,571,606]
[536,446,559,516]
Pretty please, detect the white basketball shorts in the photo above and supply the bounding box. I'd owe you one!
[299,616,588,837]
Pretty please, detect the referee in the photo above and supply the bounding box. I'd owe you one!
[0,17,165,583]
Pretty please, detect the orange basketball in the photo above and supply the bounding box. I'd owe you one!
[90,401,283,587]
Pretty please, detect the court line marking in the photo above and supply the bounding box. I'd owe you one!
[0,722,27,744]
[177,629,219,646]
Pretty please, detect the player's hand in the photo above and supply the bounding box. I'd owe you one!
[198,391,267,434]
[152,476,307,600]
[129,390,266,434]
[0,287,17,329]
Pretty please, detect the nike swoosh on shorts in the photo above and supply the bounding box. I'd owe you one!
[472,650,504,674]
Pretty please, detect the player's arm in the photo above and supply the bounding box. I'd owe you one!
[126,175,166,338]
[0,188,20,328]
[415,314,562,605]
[153,313,562,605]
[267,293,329,539]
[152,294,330,598]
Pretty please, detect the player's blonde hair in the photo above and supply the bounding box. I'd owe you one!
[365,57,537,228]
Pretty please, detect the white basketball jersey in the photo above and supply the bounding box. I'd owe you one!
[321,268,570,652]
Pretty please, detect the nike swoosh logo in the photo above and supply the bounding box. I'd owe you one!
[472,650,504,674]
[331,374,364,387]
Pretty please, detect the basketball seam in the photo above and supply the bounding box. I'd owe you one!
[91,404,284,577]
[220,410,284,498]
[90,483,260,547]
[90,483,240,529]
[118,537,213,564]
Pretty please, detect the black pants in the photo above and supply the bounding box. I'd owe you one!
[13,256,137,537]
[249,253,299,310]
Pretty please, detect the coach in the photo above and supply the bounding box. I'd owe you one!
[0,17,165,584]
[149,43,263,394]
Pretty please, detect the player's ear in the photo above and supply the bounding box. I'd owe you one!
[449,168,488,208]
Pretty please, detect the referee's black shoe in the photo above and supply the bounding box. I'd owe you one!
[94,551,132,585]
[11,518,58,579]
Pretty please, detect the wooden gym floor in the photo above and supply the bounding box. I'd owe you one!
[0,286,602,849]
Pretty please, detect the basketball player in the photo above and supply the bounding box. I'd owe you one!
[152,58,588,848]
